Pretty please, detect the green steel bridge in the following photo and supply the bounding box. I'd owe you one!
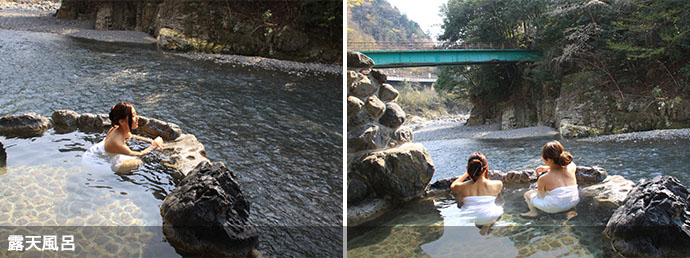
[349,42,542,69]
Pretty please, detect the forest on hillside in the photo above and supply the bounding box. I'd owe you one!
[435,0,690,103]
[347,0,430,43]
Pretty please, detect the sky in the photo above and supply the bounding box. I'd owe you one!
[387,0,447,40]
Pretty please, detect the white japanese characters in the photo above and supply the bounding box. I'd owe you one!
[7,235,74,251]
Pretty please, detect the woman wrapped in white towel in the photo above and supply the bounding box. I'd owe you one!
[521,141,580,218]
[450,152,504,231]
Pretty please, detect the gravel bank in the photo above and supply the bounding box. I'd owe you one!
[579,128,690,143]
[0,1,341,74]
[0,2,156,44]
[413,121,559,142]
[176,53,342,77]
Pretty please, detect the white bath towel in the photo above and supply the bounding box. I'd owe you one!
[529,185,580,213]
[82,140,134,172]
[459,196,504,226]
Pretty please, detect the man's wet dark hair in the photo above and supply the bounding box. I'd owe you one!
[109,102,134,130]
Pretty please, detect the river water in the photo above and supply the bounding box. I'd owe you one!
[0,29,342,256]
[348,121,690,257]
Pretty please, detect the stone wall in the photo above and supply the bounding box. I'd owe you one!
[56,0,341,64]
[347,51,435,225]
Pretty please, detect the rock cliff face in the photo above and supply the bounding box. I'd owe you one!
[467,75,690,137]
[347,51,435,225]
[56,0,341,64]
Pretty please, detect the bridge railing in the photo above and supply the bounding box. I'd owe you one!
[348,41,519,51]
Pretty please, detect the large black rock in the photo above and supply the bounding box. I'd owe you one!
[604,176,690,257]
[160,161,259,257]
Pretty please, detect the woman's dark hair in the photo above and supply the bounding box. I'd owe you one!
[109,102,134,129]
[467,152,488,182]
[542,141,573,167]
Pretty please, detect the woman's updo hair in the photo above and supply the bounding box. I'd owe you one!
[109,102,134,129]
[542,141,573,167]
[467,152,488,182]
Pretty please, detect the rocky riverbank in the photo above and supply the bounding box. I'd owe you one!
[0,0,341,75]
[412,120,559,142]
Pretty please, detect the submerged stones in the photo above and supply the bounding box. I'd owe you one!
[0,113,51,137]
[160,161,259,257]
[604,176,690,257]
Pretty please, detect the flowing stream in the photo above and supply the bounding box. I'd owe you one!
[0,29,342,256]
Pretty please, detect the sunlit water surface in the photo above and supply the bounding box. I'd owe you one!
[0,29,342,256]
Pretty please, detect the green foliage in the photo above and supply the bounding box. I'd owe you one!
[437,0,545,101]
[396,83,452,118]
[438,0,690,100]
[348,0,430,43]
[297,0,343,39]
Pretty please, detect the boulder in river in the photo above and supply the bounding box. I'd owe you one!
[160,161,259,257]
[350,143,435,201]
[575,166,608,185]
[0,113,52,137]
[157,28,191,52]
[136,116,182,141]
[51,110,80,128]
[604,176,690,257]
[78,113,110,131]
[581,175,634,209]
